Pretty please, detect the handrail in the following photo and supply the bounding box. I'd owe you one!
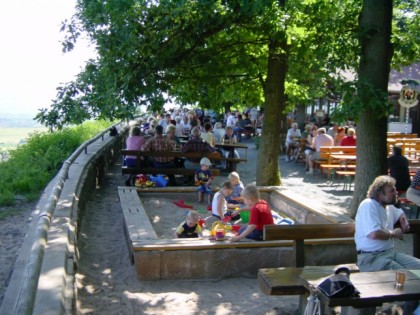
[14,123,122,315]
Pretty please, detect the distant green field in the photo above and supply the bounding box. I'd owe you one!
[0,127,46,149]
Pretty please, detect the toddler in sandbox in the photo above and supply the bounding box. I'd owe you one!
[195,157,213,204]
[175,210,203,238]
[226,171,244,205]
[211,181,240,221]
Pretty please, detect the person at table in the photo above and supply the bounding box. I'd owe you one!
[249,107,259,128]
[181,126,215,170]
[340,128,357,146]
[407,169,420,207]
[355,175,420,314]
[306,127,334,175]
[327,123,338,138]
[285,123,301,162]
[222,126,240,169]
[333,126,346,146]
[388,146,410,192]
[301,124,312,140]
[124,126,146,186]
[158,113,171,130]
[166,125,181,148]
[180,115,191,135]
[230,184,274,242]
[200,122,215,147]
[233,114,246,142]
[174,117,184,138]
[304,125,317,172]
[354,175,419,269]
[213,122,225,143]
[226,111,237,128]
[143,125,176,168]
[242,113,255,136]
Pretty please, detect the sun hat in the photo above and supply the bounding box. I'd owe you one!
[200,157,212,166]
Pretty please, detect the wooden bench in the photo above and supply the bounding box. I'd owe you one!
[259,220,420,314]
[121,150,245,180]
[264,223,357,267]
[315,146,356,176]
[335,170,356,190]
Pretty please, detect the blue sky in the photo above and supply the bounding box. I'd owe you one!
[0,0,95,117]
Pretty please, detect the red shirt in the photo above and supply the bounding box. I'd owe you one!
[249,200,274,231]
[340,136,356,146]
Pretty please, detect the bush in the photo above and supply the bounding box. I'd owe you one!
[0,120,113,206]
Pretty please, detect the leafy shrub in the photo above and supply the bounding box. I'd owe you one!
[0,120,113,206]
[0,189,14,207]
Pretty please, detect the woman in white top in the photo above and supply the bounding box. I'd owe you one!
[213,122,225,143]
[200,122,215,146]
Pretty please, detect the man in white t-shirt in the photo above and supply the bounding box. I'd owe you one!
[226,112,237,127]
[285,123,301,162]
[355,175,420,313]
[306,127,333,174]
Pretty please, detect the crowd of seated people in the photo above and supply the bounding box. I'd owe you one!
[122,107,265,185]
[282,117,357,176]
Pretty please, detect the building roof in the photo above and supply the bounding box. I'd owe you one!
[388,62,420,93]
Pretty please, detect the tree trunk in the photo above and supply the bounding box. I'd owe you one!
[350,0,393,217]
[256,36,288,186]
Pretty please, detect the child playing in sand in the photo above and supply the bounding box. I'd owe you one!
[175,210,203,238]
[230,185,274,242]
[226,171,244,204]
[211,181,240,221]
[195,157,213,204]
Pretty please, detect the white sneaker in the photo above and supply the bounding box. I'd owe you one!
[306,170,313,175]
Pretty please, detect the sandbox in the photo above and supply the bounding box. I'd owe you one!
[118,186,356,280]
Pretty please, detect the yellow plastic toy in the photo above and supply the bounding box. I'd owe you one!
[210,222,232,238]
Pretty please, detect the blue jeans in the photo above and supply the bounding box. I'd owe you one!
[238,226,263,241]
[357,249,420,272]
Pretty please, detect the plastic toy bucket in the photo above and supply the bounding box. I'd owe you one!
[150,175,168,187]
[240,211,250,223]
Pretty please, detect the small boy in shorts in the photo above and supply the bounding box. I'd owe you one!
[175,210,203,238]
[230,185,274,241]
[226,171,244,204]
[195,157,213,204]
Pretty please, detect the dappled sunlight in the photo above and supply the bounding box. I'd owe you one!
[37,267,62,290]
[152,215,161,223]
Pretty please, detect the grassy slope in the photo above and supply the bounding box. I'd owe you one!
[0,127,46,149]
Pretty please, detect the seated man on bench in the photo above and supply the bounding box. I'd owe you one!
[181,126,215,169]
[355,175,420,314]
[143,125,176,184]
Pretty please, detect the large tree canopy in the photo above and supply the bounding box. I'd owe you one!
[36,0,419,209]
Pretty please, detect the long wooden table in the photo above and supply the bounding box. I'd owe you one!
[330,154,357,162]
[302,269,420,314]
[215,142,249,159]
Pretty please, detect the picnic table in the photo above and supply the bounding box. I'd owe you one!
[302,268,420,314]
[215,142,249,159]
